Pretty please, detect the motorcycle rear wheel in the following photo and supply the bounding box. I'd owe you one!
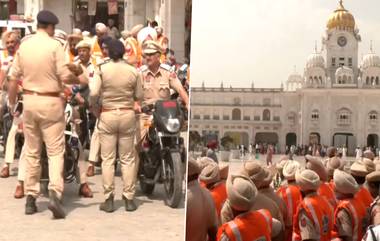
[163,151,183,208]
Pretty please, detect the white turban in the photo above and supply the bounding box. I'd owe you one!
[95,23,107,33]
[283,161,300,180]
[226,175,257,211]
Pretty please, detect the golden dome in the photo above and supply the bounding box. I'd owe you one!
[326,0,355,31]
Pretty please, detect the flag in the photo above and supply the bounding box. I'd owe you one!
[88,0,97,16]
[108,0,118,15]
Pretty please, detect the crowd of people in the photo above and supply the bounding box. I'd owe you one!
[187,147,380,241]
[0,10,189,219]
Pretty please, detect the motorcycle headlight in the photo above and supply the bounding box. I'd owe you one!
[166,118,181,133]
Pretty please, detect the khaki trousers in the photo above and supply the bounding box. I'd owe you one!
[98,109,136,200]
[23,95,65,199]
[4,116,23,164]
[17,142,26,181]
[77,141,87,184]
[88,120,100,163]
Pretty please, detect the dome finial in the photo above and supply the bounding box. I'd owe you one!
[339,0,344,8]
[293,65,297,74]
[370,40,374,53]
[314,40,318,53]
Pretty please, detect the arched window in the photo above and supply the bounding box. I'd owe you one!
[366,76,370,85]
[311,109,319,121]
[232,108,241,120]
[337,108,351,125]
[376,77,380,85]
[348,76,352,83]
[263,109,271,121]
[369,111,378,121]
[338,76,342,84]
[319,76,323,85]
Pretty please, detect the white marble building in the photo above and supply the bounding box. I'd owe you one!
[190,1,380,155]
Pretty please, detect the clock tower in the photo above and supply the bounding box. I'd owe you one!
[323,0,361,85]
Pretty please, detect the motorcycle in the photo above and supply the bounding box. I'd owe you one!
[40,86,82,190]
[138,100,185,208]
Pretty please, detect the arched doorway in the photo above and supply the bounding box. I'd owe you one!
[367,134,379,148]
[263,109,271,121]
[232,108,241,120]
[309,132,320,145]
[224,132,249,147]
[286,133,297,147]
[255,132,279,144]
[333,133,356,156]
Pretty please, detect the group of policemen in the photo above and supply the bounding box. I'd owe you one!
[0,10,188,219]
[187,147,380,241]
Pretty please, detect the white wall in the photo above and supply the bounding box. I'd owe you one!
[43,0,73,32]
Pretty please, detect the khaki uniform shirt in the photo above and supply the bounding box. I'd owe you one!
[335,209,353,237]
[186,180,218,241]
[297,193,320,241]
[140,64,183,106]
[261,187,290,228]
[91,59,142,109]
[9,31,75,92]
[75,56,98,91]
[221,193,284,226]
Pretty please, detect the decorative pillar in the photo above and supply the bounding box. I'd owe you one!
[161,0,186,61]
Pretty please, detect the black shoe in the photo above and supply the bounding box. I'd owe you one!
[100,194,114,213]
[48,191,66,219]
[123,196,137,212]
[25,195,37,215]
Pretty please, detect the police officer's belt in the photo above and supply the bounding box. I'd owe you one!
[101,107,133,113]
[23,89,61,97]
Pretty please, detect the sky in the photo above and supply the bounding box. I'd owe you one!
[190,0,380,88]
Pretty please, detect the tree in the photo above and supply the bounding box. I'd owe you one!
[221,135,234,151]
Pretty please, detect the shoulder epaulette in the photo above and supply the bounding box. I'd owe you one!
[98,58,111,67]
[160,63,172,71]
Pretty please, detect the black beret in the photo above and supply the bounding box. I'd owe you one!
[37,10,59,25]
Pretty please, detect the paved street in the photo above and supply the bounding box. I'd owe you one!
[216,153,358,175]
[0,150,185,241]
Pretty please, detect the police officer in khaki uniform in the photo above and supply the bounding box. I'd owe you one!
[220,162,285,241]
[366,170,380,225]
[258,167,289,241]
[137,40,189,145]
[240,161,285,241]
[333,169,369,241]
[186,158,218,241]
[8,10,88,219]
[90,39,142,212]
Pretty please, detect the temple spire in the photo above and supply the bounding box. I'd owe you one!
[314,40,318,53]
